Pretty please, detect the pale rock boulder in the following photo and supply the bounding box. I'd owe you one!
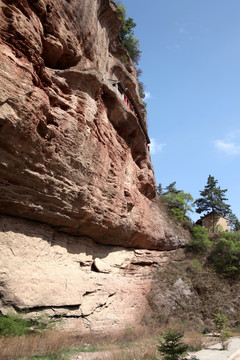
[92,258,112,273]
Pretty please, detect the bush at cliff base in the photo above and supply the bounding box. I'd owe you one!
[157,330,198,360]
[186,225,212,253]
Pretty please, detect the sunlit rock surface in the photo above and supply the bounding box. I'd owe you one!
[0,0,191,331]
[0,0,190,249]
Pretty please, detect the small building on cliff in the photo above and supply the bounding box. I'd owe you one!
[196,211,230,233]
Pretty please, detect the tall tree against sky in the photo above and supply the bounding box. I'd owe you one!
[120,0,240,223]
[194,175,231,232]
[159,181,194,222]
[116,3,141,65]
[228,213,240,232]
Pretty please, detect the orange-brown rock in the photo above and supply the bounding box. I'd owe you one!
[0,0,189,251]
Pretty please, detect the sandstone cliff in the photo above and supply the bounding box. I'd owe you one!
[0,0,189,250]
[0,0,191,330]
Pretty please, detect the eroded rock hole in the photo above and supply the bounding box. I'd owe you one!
[47,114,58,127]
[37,120,47,139]
[2,7,13,19]
[91,261,99,272]
[136,159,142,169]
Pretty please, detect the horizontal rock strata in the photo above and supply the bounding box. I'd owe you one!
[0,215,171,331]
[0,0,190,249]
[0,0,195,334]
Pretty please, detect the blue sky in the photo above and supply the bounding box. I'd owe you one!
[121,0,240,222]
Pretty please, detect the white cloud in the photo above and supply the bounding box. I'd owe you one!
[149,138,166,155]
[144,92,151,99]
[227,129,240,140]
[215,129,240,155]
[215,140,240,155]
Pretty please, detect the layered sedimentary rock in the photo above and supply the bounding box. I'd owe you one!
[0,0,190,250]
[0,0,193,331]
[0,215,170,331]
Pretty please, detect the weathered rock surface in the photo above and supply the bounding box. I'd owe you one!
[0,0,193,333]
[0,215,170,332]
[148,249,240,328]
[0,0,190,250]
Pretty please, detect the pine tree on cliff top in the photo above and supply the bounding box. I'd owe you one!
[116,4,141,65]
[194,175,231,217]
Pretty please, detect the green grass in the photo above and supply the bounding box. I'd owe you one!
[25,344,98,360]
[0,313,32,337]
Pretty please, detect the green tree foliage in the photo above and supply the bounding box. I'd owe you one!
[116,5,141,65]
[210,232,240,276]
[186,225,212,253]
[188,230,240,277]
[138,80,145,99]
[161,182,194,222]
[194,175,231,217]
[220,328,231,350]
[136,68,146,100]
[213,312,228,332]
[194,175,232,233]
[0,313,31,337]
[157,330,198,360]
[157,183,163,195]
[228,213,240,232]
[235,218,240,232]
[158,330,188,360]
[213,312,231,350]
[115,4,146,102]
[164,182,180,194]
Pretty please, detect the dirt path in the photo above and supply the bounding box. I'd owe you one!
[70,337,240,360]
[70,350,117,360]
[189,336,240,360]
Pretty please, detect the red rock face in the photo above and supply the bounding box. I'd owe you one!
[0,0,189,249]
